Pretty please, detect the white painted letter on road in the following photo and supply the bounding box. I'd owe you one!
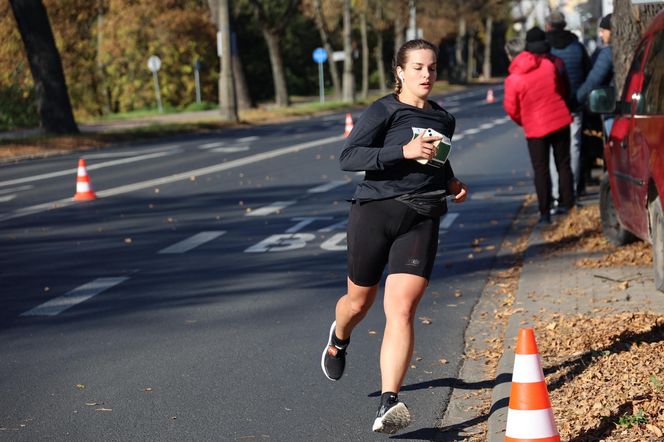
[244,233,316,253]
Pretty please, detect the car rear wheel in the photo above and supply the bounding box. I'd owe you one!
[649,195,664,292]
[599,174,637,246]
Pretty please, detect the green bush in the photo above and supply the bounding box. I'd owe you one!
[183,101,217,112]
[0,84,39,131]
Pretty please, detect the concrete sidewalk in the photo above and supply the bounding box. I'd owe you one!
[441,187,663,440]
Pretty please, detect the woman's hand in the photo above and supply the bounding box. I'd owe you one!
[447,178,468,203]
[402,129,442,161]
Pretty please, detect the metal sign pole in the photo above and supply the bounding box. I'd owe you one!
[318,62,324,104]
[152,71,163,113]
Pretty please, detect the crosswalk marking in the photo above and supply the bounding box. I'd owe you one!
[245,201,296,217]
[158,231,226,254]
[21,277,128,317]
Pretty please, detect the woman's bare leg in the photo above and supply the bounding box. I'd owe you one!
[380,273,428,393]
[334,277,379,340]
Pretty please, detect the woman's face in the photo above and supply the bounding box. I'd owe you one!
[399,49,437,99]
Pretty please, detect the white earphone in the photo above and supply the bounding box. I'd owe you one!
[399,72,404,81]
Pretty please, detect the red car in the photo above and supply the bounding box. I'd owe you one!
[590,9,664,292]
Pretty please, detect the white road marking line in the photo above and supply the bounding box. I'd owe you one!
[462,128,481,135]
[199,141,225,149]
[0,135,344,223]
[0,194,16,202]
[453,134,465,141]
[246,201,296,217]
[307,180,348,193]
[0,185,33,195]
[158,231,226,254]
[21,277,128,316]
[479,122,494,130]
[0,150,177,188]
[440,212,459,230]
[237,136,259,142]
[211,146,250,153]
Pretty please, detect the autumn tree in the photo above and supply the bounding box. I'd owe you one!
[612,0,664,93]
[303,0,343,100]
[8,0,78,133]
[246,0,299,107]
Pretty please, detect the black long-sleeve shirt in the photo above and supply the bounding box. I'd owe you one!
[340,94,456,201]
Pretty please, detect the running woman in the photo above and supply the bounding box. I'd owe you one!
[321,39,468,434]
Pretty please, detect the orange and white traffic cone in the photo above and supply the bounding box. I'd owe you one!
[73,158,96,201]
[344,113,354,138]
[486,89,495,103]
[504,328,560,442]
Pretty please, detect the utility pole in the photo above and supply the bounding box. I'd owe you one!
[218,0,238,122]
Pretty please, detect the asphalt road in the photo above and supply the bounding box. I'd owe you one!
[0,85,534,441]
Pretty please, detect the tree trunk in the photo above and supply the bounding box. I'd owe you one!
[375,32,387,94]
[342,0,354,103]
[456,16,466,66]
[230,12,253,110]
[483,16,492,80]
[312,0,341,100]
[9,0,78,134]
[218,0,238,121]
[394,13,405,55]
[612,0,663,93]
[263,29,290,107]
[466,30,475,81]
[360,10,369,99]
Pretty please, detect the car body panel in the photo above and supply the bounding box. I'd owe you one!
[604,13,664,242]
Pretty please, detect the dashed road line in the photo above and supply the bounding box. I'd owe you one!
[246,201,297,217]
[199,141,225,149]
[21,277,128,317]
[440,212,459,230]
[237,136,259,143]
[211,146,250,153]
[307,180,348,193]
[158,231,227,254]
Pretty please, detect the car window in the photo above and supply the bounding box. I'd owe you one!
[641,30,664,115]
[621,40,647,106]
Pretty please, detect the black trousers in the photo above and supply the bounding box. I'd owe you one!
[526,126,574,215]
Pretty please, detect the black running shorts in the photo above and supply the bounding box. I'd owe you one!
[346,198,441,287]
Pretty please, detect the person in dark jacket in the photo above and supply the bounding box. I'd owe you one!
[321,39,467,435]
[545,10,591,207]
[504,27,574,224]
[577,13,614,136]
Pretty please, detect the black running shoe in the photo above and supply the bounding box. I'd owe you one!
[321,321,346,381]
[372,399,411,434]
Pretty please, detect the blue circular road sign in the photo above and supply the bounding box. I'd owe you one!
[313,47,328,63]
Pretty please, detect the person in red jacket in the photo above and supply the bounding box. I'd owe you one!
[504,27,574,223]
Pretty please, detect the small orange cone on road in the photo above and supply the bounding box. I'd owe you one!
[486,89,495,103]
[344,113,354,138]
[504,328,560,442]
[73,158,96,201]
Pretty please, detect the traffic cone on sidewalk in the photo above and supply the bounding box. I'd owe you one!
[344,113,354,138]
[504,328,560,442]
[486,89,495,103]
[73,158,96,201]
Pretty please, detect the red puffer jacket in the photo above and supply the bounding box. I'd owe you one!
[503,51,572,138]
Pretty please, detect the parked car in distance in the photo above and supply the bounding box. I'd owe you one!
[589,9,664,292]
